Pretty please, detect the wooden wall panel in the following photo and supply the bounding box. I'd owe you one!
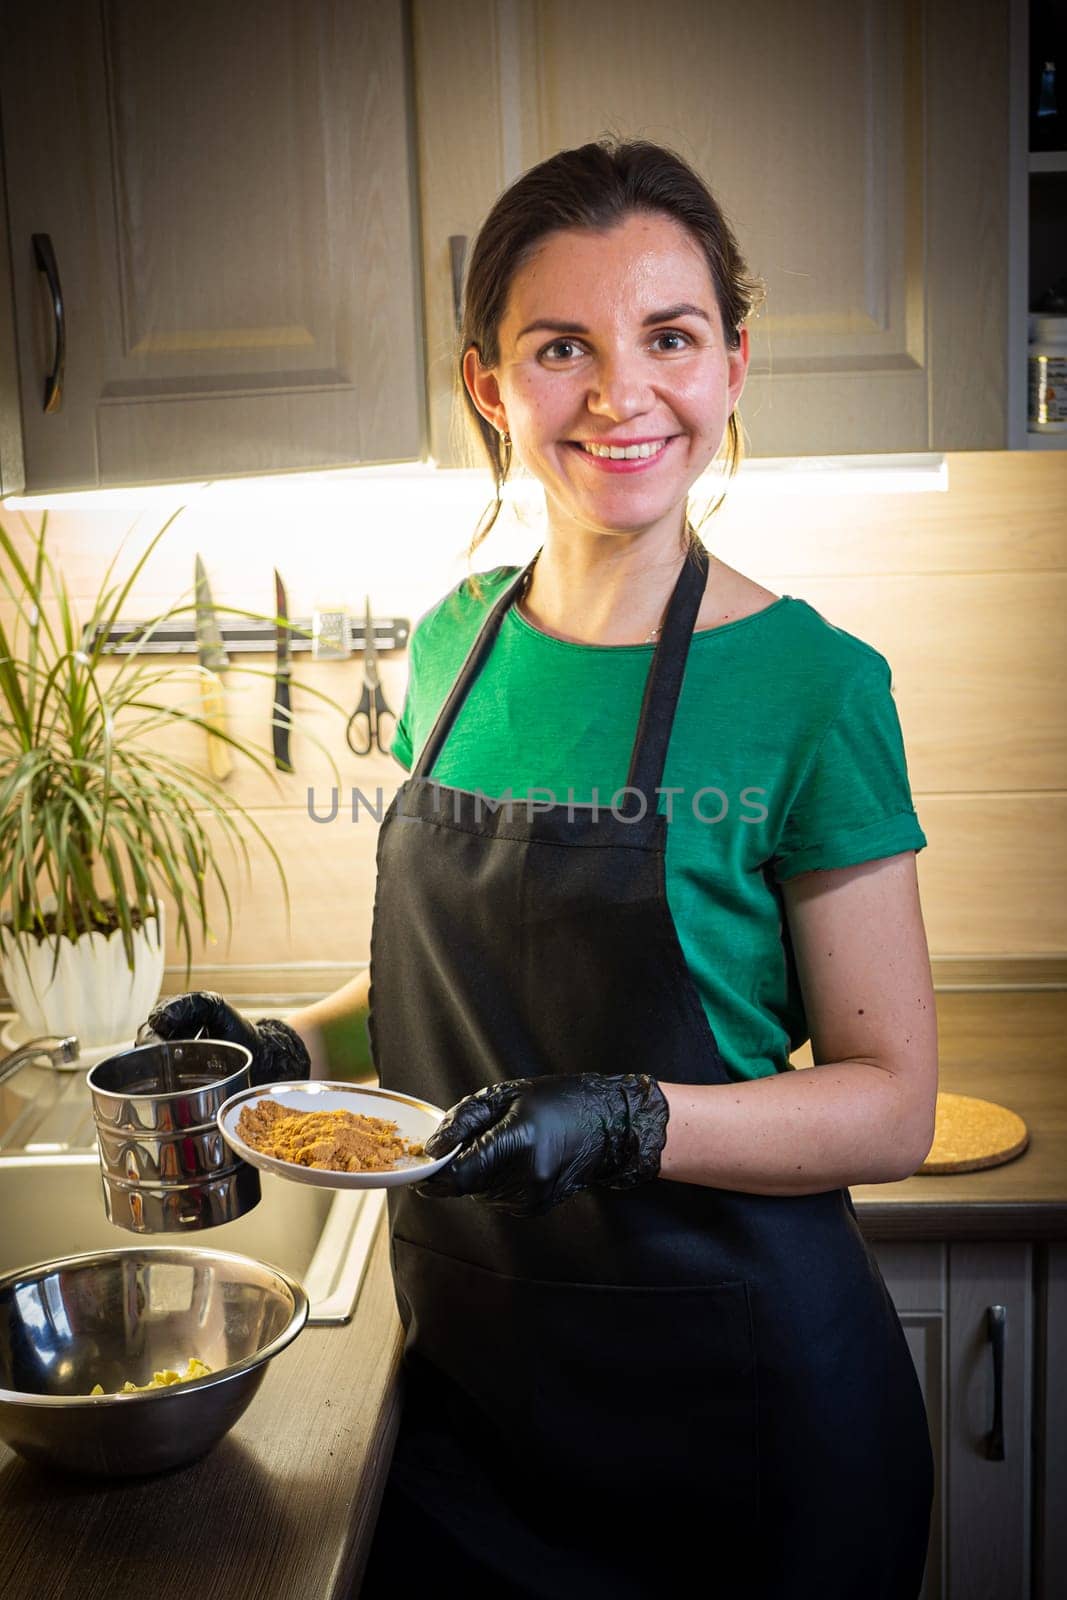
[761,572,1067,794]
[709,451,1066,578]
[2,448,1065,980]
[916,796,1067,956]
[157,793,1065,971]
[162,805,385,974]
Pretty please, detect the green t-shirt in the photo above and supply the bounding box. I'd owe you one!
[392,566,926,1082]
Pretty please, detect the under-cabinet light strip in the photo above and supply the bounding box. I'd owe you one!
[1,453,948,511]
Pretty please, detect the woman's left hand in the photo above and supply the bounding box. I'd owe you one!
[416,1072,670,1216]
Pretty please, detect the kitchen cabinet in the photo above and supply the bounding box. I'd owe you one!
[873,1238,1064,1600]
[0,0,425,493]
[413,0,1011,467]
[0,0,1015,494]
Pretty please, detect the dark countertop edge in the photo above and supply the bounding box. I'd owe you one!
[855,1200,1067,1242]
[334,1380,402,1600]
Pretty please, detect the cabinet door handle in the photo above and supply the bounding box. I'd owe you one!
[31,233,65,414]
[985,1303,1006,1461]
[448,235,468,331]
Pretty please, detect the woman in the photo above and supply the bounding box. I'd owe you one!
[150,140,937,1598]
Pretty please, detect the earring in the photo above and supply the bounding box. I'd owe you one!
[499,427,511,448]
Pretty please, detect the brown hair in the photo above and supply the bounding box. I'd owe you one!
[456,137,766,560]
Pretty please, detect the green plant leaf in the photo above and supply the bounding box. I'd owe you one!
[0,509,304,979]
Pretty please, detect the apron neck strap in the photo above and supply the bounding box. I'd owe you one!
[411,538,709,795]
[412,557,538,780]
[624,538,708,800]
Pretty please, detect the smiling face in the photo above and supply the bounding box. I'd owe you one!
[464,210,749,548]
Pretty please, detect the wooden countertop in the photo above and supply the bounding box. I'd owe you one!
[850,990,1067,1240]
[1,988,1064,1600]
[0,1219,403,1600]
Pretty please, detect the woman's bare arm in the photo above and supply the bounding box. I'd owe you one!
[287,968,373,1081]
[657,853,939,1195]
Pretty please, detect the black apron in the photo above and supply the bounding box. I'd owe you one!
[360,544,933,1600]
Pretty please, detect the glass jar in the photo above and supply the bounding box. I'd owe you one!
[1028,314,1067,432]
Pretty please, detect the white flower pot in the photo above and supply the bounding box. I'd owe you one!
[0,907,166,1049]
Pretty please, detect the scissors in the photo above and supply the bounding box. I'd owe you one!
[346,596,397,756]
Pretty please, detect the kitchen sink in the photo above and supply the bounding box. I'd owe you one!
[0,1157,384,1325]
[0,1044,385,1325]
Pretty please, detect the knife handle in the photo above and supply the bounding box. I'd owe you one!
[273,673,293,773]
[199,672,233,782]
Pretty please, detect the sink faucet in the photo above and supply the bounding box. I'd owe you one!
[0,1034,79,1087]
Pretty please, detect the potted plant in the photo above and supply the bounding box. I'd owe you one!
[0,509,322,1049]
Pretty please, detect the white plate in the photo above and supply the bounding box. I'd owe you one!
[0,1016,134,1071]
[216,1080,459,1190]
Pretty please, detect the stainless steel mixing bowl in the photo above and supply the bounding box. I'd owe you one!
[0,1246,308,1476]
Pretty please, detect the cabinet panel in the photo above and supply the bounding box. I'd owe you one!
[874,1242,947,1600]
[410,0,510,470]
[415,0,1009,464]
[0,0,425,489]
[532,0,1007,457]
[947,1243,1032,1600]
[873,1240,1038,1600]
[903,1313,947,1600]
[536,0,921,352]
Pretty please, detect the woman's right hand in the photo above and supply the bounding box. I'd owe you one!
[140,991,311,1087]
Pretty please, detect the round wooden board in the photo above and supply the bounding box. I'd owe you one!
[919,1092,1029,1174]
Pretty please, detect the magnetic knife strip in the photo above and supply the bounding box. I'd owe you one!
[86,617,410,655]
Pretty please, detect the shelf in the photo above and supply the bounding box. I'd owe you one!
[1009,4,1067,446]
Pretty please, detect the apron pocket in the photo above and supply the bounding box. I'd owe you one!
[393,1236,760,1543]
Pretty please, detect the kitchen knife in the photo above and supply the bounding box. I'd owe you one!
[272,568,294,773]
[194,554,232,782]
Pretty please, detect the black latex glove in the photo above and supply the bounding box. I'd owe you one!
[416,1072,670,1218]
[140,991,311,1088]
